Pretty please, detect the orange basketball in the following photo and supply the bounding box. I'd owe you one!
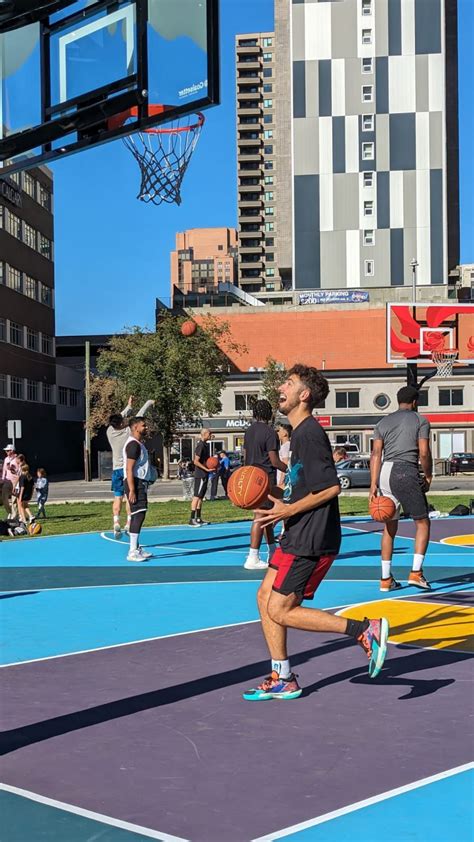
[181,320,196,337]
[369,495,396,523]
[206,456,219,469]
[227,466,270,510]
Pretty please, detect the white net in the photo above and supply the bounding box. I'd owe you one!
[431,349,459,378]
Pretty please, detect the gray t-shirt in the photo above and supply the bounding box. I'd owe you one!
[106,400,154,469]
[373,409,430,465]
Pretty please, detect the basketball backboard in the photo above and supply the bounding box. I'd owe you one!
[387,303,474,365]
[0,0,219,174]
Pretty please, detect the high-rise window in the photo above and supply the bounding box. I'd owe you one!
[362,142,374,160]
[363,171,374,187]
[8,266,22,292]
[23,172,36,197]
[23,221,37,250]
[362,57,373,73]
[10,322,23,346]
[27,380,39,401]
[10,376,24,400]
[364,259,375,276]
[361,85,373,103]
[363,230,375,246]
[363,200,374,216]
[362,114,374,131]
[362,29,372,44]
[26,328,39,351]
[6,211,21,239]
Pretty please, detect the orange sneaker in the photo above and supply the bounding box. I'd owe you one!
[408,569,431,589]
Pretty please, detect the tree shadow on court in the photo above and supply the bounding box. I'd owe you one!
[0,637,354,757]
[389,604,473,654]
[0,591,38,600]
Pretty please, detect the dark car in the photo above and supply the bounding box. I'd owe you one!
[227,451,244,471]
[449,453,474,474]
[336,458,371,490]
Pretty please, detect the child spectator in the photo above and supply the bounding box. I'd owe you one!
[17,464,35,525]
[35,468,49,518]
[178,459,194,501]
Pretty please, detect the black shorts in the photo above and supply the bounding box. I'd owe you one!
[379,461,429,520]
[124,479,148,514]
[193,475,208,499]
[270,548,336,600]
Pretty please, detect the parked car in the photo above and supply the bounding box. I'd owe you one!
[228,451,244,471]
[449,453,474,474]
[336,458,371,490]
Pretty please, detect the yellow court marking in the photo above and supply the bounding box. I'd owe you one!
[338,598,474,654]
[441,534,474,547]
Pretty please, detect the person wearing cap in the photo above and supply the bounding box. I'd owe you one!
[1,444,20,515]
[370,386,433,592]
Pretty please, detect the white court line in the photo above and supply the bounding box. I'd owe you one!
[0,585,460,669]
[251,763,474,841]
[1,579,262,594]
[0,782,188,842]
[99,532,246,554]
[3,520,252,544]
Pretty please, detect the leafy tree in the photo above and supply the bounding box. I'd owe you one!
[91,313,247,477]
[261,356,287,413]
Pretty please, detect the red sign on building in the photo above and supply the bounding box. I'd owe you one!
[315,415,331,427]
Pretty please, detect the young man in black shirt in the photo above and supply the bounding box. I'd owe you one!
[243,399,288,570]
[243,365,389,700]
[124,417,154,562]
[189,428,213,527]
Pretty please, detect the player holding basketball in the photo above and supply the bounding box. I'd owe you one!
[243,399,288,570]
[370,385,433,591]
[243,365,389,700]
[189,429,213,527]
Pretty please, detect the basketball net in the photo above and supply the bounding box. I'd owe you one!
[123,112,205,206]
[431,349,458,378]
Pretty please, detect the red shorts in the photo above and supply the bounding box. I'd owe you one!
[270,547,336,600]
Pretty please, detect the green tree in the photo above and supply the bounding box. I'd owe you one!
[92,313,247,477]
[261,356,287,413]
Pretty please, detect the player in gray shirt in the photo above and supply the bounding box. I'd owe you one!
[370,385,433,592]
[107,396,154,538]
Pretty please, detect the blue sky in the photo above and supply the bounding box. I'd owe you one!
[53,0,473,336]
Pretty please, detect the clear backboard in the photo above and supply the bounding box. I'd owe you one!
[0,0,219,174]
[387,303,474,365]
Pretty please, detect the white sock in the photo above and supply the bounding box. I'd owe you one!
[113,515,120,525]
[248,548,260,560]
[381,560,392,579]
[412,553,424,572]
[272,659,291,679]
[268,543,276,559]
[130,533,139,552]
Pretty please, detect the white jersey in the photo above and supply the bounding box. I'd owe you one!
[122,435,152,482]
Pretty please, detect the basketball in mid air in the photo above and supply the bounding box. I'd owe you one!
[369,495,396,523]
[227,466,270,510]
[181,320,197,337]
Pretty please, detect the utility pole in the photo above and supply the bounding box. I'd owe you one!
[84,340,91,481]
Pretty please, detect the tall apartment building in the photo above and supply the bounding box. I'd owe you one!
[170,228,238,304]
[236,32,287,296]
[280,0,459,291]
[0,168,59,465]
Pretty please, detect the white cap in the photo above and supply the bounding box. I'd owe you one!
[3,444,15,451]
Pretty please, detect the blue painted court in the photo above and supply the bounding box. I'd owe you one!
[1,516,473,841]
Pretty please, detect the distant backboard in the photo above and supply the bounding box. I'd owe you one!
[387,303,474,365]
[0,0,219,174]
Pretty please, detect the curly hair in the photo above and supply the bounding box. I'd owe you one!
[287,364,329,409]
[252,399,273,422]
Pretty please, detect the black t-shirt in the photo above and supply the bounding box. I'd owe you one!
[194,440,210,478]
[18,475,34,500]
[280,416,341,557]
[125,441,141,461]
[244,421,279,481]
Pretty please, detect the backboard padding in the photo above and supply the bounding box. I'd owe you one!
[387,303,474,365]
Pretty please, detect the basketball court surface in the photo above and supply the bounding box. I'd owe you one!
[1,515,473,841]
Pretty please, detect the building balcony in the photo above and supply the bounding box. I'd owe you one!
[237,152,262,163]
[236,43,261,53]
[237,90,261,100]
[239,226,263,236]
[239,182,263,192]
[237,74,260,84]
[239,211,263,223]
[239,244,264,254]
[237,60,261,71]
[240,258,263,269]
[239,198,263,209]
[238,138,262,148]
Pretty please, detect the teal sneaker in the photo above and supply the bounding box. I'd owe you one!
[242,671,302,701]
[357,617,389,678]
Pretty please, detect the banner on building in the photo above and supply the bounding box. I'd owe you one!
[298,290,370,305]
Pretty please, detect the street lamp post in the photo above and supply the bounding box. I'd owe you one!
[407,259,419,387]
[410,258,419,304]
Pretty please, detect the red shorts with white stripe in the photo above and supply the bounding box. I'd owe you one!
[270,547,336,600]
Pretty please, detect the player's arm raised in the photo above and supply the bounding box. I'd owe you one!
[255,484,340,529]
[369,439,383,501]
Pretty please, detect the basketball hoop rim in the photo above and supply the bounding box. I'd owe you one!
[431,348,459,360]
[108,105,205,134]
